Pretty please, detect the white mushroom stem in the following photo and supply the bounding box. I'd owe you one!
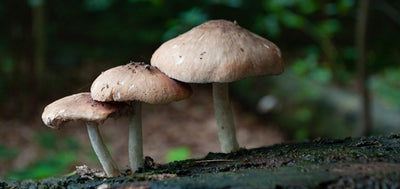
[129,101,143,172]
[86,122,120,177]
[212,82,240,153]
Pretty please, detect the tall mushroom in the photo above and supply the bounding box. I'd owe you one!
[90,62,192,172]
[41,92,126,177]
[151,19,284,153]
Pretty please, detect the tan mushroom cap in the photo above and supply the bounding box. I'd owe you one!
[151,19,284,83]
[90,62,192,104]
[42,92,125,129]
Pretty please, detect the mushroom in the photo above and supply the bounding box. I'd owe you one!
[151,19,284,153]
[90,62,192,172]
[41,92,127,177]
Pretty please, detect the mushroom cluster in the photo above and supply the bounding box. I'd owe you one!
[41,63,192,177]
[41,19,284,177]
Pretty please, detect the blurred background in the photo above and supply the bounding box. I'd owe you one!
[0,0,399,180]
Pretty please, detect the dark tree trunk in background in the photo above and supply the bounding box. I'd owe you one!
[355,0,372,136]
[32,0,46,94]
[4,1,33,119]
[19,0,47,119]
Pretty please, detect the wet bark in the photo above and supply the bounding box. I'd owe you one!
[2,134,400,188]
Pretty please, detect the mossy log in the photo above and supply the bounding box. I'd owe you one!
[2,134,400,188]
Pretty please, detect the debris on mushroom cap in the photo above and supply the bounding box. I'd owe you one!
[90,62,193,104]
[151,19,285,83]
[41,93,127,129]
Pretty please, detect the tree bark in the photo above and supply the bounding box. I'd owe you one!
[2,134,400,188]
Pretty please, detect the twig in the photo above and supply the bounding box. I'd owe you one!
[194,159,235,163]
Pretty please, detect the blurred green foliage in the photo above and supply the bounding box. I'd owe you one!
[7,152,76,180]
[0,0,398,103]
[0,144,18,161]
[233,0,399,140]
[371,69,400,111]
[165,146,191,163]
[6,131,80,180]
[0,0,400,179]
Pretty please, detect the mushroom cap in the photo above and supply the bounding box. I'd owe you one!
[90,62,192,104]
[151,19,284,83]
[42,92,125,129]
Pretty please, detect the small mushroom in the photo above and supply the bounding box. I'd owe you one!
[41,92,127,177]
[151,19,284,153]
[90,62,192,172]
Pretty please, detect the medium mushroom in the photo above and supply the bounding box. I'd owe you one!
[151,19,284,153]
[90,62,192,172]
[41,92,126,177]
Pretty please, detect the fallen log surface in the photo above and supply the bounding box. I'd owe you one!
[2,134,400,188]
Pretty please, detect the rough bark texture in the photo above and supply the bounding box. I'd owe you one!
[2,134,400,188]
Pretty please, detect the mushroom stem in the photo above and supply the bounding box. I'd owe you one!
[212,82,240,153]
[86,122,120,177]
[129,101,143,172]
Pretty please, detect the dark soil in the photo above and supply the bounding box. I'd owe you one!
[2,134,400,188]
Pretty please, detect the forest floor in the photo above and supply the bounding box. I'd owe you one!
[2,134,400,188]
